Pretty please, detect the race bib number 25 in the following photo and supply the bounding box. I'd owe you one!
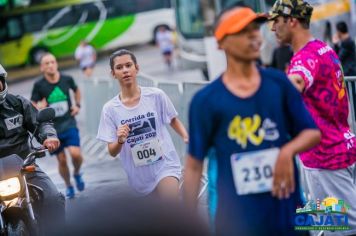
[49,101,69,117]
[231,148,279,195]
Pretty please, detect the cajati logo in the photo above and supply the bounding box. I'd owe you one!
[294,197,350,231]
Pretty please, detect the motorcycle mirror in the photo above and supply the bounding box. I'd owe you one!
[36,107,55,123]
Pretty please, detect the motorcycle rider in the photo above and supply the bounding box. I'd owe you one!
[0,64,65,234]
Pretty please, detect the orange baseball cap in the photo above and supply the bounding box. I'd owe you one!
[214,7,268,41]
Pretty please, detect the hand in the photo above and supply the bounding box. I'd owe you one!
[117,124,130,144]
[43,137,60,152]
[272,146,295,199]
[37,98,48,109]
[183,136,189,144]
[70,105,80,116]
[332,34,340,45]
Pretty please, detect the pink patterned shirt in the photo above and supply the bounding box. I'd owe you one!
[288,39,356,170]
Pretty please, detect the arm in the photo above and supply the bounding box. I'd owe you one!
[31,98,48,110]
[272,75,321,199]
[170,117,189,143]
[97,104,126,157]
[74,87,81,106]
[332,34,340,54]
[31,82,48,109]
[92,47,97,62]
[74,47,81,61]
[288,52,318,93]
[70,82,81,116]
[272,129,321,199]
[107,124,130,157]
[184,90,212,208]
[19,96,59,152]
[183,155,204,209]
[288,74,305,93]
[108,142,125,157]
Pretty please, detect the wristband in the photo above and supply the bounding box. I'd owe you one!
[76,103,81,108]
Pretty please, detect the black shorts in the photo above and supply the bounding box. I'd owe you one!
[162,50,172,56]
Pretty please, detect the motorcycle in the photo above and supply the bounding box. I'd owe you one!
[0,107,55,236]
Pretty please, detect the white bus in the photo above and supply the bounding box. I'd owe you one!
[0,0,175,67]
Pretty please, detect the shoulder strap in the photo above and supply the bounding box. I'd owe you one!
[5,94,23,115]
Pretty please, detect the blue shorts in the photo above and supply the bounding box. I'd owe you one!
[52,127,80,155]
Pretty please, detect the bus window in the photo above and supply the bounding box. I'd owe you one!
[220,0,261,11]
[265,0,275,7]
[46,7,80,29]
[104,0,133,17]
[23,12,45,33]
[135,0,170,12]
[75,3,100,23]
[7,18,22,39]
[0,20,6,43]
[104,0,119,18]
[120,0,136,14]
[175,0,204,38]
[0,0,175,67]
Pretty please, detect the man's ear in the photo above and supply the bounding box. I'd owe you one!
[135,64,140,71]
[289,18,297,27]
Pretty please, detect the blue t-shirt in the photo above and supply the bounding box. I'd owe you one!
[189,68,316,236]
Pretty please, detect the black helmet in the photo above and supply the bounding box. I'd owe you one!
[0,64,8,105]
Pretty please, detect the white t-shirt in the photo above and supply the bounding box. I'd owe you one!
[156,30,174,52]
[74,45,96,68]
[96,87,181,195]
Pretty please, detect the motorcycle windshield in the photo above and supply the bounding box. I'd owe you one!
[0,154,23,180]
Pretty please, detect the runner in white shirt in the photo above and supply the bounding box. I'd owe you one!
[155,26,175,70]
[97,49,188,199]
[75,40,96,77]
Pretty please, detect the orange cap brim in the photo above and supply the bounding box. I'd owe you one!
[214,7,267,41]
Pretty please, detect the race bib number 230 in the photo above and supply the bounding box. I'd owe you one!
[231,148,279,195]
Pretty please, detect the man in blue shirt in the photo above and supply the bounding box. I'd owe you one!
[183,6,321,235]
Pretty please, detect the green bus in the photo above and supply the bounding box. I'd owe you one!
[0,0,174,67]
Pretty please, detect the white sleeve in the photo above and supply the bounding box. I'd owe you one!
[89,45,96,55]
[74,47,81,60]
[96,106,118,143]
[158,90,178,124]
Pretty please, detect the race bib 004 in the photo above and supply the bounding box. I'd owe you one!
[131,138,163,167]
[50,101,69,117]
[231,148,279,195]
